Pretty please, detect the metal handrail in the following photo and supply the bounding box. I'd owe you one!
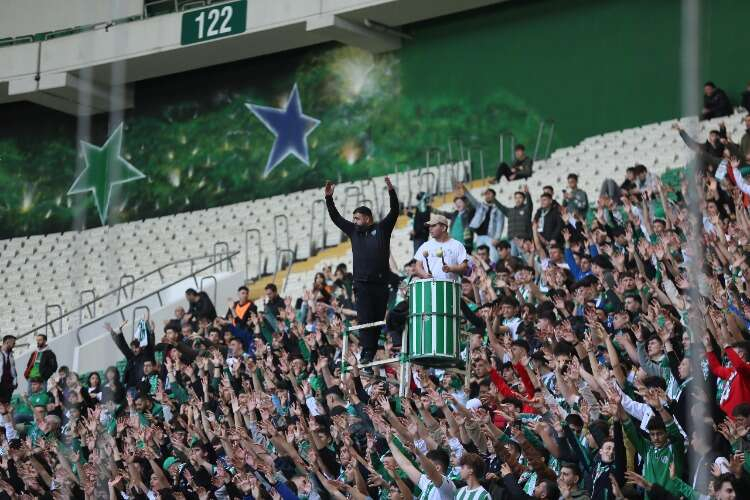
[342,186,362,243]
[245,229,262,281]
[533,120,555,161]
[200,276,218,306]
[67,250,239,347]
[343,186,361,207]
[499,132,516,164]
[44,305,63,338]
[544,121,555,159]
[117,274,136,305]
[21,252,238,344]
[397,164,412,207]
[131,306,151,337]
[273,214,290,255]
[425,147,442,193]
[419,171,436,196]
[78,289,96,324]
[467,146,484,180]
[275,249,296,294]
[212,241,230,272]
[448,137,464,163]
[360,199,373,214]
[360,179,379,219]
[310,199,327,255]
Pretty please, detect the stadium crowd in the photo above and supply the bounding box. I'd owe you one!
[1,111,750,500]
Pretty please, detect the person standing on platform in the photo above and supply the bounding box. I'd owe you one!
[23,334,57,388]
[413,214,469,281]
[325,176,399,366]
[226,285,257,327]
[0,336,17,403]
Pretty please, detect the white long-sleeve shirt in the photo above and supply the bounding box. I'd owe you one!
[615,383,687,439]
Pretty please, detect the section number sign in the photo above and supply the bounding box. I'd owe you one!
[181,0,246,46]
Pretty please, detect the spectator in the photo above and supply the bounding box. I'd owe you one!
[3,124,750,500]
[705,337,750,418]
[184,287,217,325]
[226,285,257,327]
[702,81,733,120]
[106,320,155,392]
[411,192,433,253]
[562,173,589,219]
[23,334,57,387]
[462,184,505,263]
[494,184,534,247]
[264,282,286,318]
[533,192,563,245]
[101,365,125,405]
[0,335,17,403]
[433,194,475,253]
[495,144,533,183]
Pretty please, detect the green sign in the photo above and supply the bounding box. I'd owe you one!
[181,0,246,46]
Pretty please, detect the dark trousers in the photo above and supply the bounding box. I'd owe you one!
[353,281,389,363]
[495,163,530,183]
[0,383,13,404]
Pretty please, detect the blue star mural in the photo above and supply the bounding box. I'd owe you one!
[245,84,321,178]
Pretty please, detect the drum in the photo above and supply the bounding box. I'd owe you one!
[408,279,461,367]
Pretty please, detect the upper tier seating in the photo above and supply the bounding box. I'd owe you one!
[2,110,746,337]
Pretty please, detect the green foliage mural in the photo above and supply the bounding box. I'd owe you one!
[6,0,746,239]
[0,44,543,238]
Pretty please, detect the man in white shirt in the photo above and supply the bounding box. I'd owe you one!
[414,214,469,281]
[386,430,456,500]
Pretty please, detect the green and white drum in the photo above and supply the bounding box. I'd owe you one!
[409,279,461,367]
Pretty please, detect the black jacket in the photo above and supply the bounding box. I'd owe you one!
[326,189,399,284]
[24,348,57,382]
[533,205,564,245]
[112,329,155,389]
[703,88,733,119]
[189,291,217,322]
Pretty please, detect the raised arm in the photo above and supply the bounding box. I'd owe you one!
[105,322,134,360]
[324,181,356,235]
[385,432,422,485]
[462,183,481,208]
[380,176,399,233]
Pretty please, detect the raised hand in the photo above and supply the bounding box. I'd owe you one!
[324,181,335,197]
[384,176,394,191]
[625,470,652,490]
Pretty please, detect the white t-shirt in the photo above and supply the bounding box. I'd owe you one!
[415,238,468,281]
[418,473,457,500]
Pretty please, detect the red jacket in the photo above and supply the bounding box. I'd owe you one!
[489,363,536,415]
[707,348,750,418]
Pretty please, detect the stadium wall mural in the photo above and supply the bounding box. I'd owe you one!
[0,0,748,238]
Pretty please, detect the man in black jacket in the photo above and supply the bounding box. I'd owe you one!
[184,288,217,325]
[23,334,57,386]
[495,144,533,183]
[702,81,733,120]
[106,321,155,392]
[533,192,564,246]
[325,176,399,364]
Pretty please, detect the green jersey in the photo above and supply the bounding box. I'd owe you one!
[456,485,489,500]
[623,418,684,499]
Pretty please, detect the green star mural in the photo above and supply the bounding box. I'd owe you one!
[67,123,146,225]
